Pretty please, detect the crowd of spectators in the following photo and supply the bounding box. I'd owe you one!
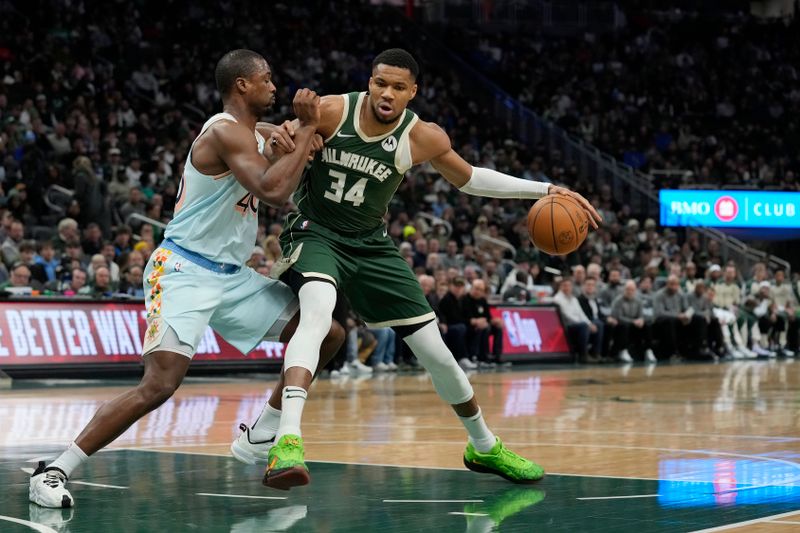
[444,11,800,189]
[0,2,798,369]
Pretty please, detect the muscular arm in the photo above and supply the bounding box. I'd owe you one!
[283,95,345,139]
[212,122,316,208]
[412,121,601,227]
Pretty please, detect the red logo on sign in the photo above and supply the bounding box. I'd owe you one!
[714,196,738,222]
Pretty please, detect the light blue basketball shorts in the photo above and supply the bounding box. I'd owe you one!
[141,244,298,358]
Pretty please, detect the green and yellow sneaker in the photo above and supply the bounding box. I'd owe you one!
[262,434,310,491]
[463,437,545,484]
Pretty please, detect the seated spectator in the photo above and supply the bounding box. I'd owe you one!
[599,268,624,309]
[686,280,722,358]
[17,241,40,279]
[118,265,145,297]
[578,277,610,361]
[553,278,602,364]
[753,282,791,357]
[81,223,105,256]
[462,279,503,367]
[653,275,708,360]
[681,262,699,294]
[714,265,742,311]
[437,277,472,370]
[1,263,41,291]
[80,265,115,298]
[772,269,796,310]
[33,240,60,283]
[611,281,656,363]
[113,225,133,258]
[1,219,24,268]
[57,267,88,296]
[53,218,80,255]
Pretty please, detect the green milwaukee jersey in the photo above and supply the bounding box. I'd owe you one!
[294,92,419,233]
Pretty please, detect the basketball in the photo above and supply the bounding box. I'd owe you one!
[527,194,590,255]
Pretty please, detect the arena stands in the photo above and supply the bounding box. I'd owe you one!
[0,1,797,368]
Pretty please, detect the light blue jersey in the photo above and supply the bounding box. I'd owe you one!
[164,113,265,266]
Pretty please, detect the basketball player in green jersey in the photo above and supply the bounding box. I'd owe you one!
[243,49,601,490]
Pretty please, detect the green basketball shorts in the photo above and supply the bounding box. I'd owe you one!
[273,213,435,328]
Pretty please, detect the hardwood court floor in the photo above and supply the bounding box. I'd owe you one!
[1,360,799,532]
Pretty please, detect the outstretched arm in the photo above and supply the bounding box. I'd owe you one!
[211,89,320,208]
[416,122,602,228]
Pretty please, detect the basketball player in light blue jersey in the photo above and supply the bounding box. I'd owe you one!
[30,49,344,508]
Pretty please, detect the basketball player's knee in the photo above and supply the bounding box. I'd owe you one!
[137,376,179,408]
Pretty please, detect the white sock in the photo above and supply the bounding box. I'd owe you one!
[47,442,88,478]
[459,408,496,453]
[275,386,308,440]
[250,402,282,442]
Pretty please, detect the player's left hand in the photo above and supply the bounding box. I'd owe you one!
[269,120,297,153]
[548,185,603,229]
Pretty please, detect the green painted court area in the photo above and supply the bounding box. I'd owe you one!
[2,449,800,532]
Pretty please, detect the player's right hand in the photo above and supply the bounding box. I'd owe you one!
[294,88,321,128]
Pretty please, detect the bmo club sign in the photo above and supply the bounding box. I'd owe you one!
[660,190,800,228]
[0,301,285,366]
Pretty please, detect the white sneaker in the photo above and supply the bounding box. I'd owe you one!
[374,362,390,372]
[619,349,634,363]
[645,349,657,364]
[782,347,795,358]
[29,462,73,508]
[386,362,399,371]
[339,364,351,375]
[753,345,775,357]
[459,357,478,370]
[349,360,374,374]
[230,423,275,465]
[330,369,341,378]
[726,344,743,359]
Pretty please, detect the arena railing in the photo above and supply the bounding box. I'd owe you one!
[415,212,453,238]
[475,234,517,260]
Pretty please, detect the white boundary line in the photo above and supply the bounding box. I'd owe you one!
[383,500,483,503]
[449,512,488,517]
[196,492,287,500]
[21,467,128,489]
[767,520,800,525]
[71,481,128,489]
[0,515,58,533]
[577,494,660,500]
[690,510,800,532]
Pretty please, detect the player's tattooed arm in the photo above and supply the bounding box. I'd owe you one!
[213,89,321,207]
[417,121,601,228]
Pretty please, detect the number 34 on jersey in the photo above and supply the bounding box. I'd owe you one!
[324,170,367,207]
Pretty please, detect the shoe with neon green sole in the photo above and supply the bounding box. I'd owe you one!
[463,486,546,527]
[262,434,310,491]
[463,437,545,484]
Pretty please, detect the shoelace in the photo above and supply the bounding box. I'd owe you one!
[43,470,66,488]
[496,447,533,471]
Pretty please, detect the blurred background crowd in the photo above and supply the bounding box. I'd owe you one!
[0,0,797,370]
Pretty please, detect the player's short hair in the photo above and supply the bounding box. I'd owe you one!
[215,49,266,96]
[372,48,419,80]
